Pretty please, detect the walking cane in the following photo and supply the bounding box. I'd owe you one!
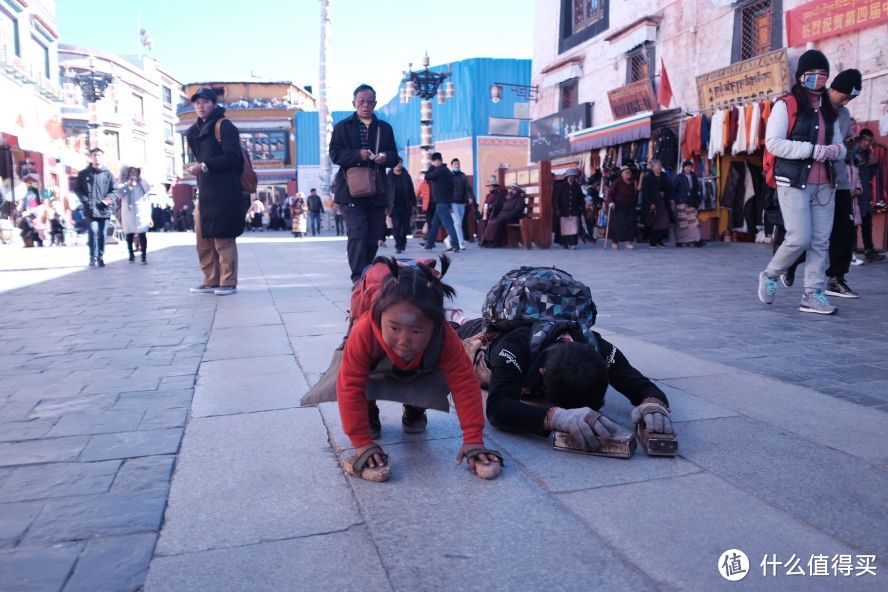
[603,203,613,250]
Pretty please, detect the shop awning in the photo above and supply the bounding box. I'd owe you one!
[568,111,652,152]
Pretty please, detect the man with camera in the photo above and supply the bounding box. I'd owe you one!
[330,84,399,283]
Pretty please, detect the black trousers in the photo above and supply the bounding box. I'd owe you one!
[860,212,874,252]
[391,208,410,251]
[826,190,853,279]
[343,202,386,281]
[126,233,147,260]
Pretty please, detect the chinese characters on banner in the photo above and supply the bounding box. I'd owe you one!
[786,0,888,46]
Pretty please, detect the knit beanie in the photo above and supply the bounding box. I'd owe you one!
[830,69,862,97]
[795,49,830,78]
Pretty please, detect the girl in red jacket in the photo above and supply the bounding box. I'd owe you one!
[337,257,503,482]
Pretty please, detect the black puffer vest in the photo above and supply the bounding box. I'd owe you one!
[774,103,835,190]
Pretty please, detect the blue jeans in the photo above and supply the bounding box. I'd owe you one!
[766,184,835,291]
[88,218,108,260]
[309,211,322,235]
[450,203,466,245]
[425,204,461,249]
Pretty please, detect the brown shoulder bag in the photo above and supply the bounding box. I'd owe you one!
[345,126,381,198]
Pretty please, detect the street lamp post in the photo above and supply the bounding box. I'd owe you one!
[67,56,113,150]
[400,54,454,171]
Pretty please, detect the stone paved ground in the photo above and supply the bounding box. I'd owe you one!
[0,232,886,591]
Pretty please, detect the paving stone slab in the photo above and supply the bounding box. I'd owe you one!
[155,408,361,555]
[112,455,175,492]
[293,333,348,375]
[46,409,144,438]
[203,325,292,361]
[558,472,882,591]
[0,436,89,467]
[113,388,194,412]
[0,542,82,592]
[79,428,182,462]
[663,374,888,461]
[675,416,888,560]
[28,395,117,419]
[145,528,390,592]
[0,500,43,546]
[281,311,348,337]
[64,532,157,592]
[24,488,167,543]
[0,460,119,502]
[347,438,655,592]
[191,355,307,417]
[0,419,56,442]
[139,408,187,430]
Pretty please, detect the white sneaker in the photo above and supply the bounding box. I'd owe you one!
[851,256,865,266]
[214,286,237,296]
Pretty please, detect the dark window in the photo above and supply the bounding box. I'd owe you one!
[163,86,172,106]
[626,43,655,84]
[560,78,579,110]
[732,0,782,63]
[0,12,20,57]
[559,0,609,54]
[40,42,50,78]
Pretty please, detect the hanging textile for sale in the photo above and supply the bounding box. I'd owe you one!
[700,178,718,211]
[701,113,710,152]
[732,105,748,155]
[759,100,773,150]
[708,109,725,160]
[681,115,703,160]
[722,108,732,153]
[747,102,761,153]
[746,102,760,154]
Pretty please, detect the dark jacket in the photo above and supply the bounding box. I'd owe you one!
[640,171,674,223]
[185,106,245,238]
[769,96,839,190]
[330,113,398,206]
[606,179,638,208]
[451,170,474,204]
[386,170,416,214]
[424,164,454,205]
[671,171,701,207]
[484,325,668,435]
[76,165,117,219]
[307,193,324,213]
[553,181,584,218]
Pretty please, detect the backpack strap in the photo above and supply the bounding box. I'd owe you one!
[213,117,225,143]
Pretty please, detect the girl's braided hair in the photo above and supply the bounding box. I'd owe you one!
[371,255,456,327]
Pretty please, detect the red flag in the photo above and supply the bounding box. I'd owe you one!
[658,59,673,109]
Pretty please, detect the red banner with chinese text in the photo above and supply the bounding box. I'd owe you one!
[787,0,888,46]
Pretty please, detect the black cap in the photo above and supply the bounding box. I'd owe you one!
[795,50,830,79]
[190,87,218,103]
[830,69,862,98]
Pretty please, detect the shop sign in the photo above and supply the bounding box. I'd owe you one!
[530,102,591,162]
[696,49,790,111]
[787,0,888,46]
[607,79,658,119]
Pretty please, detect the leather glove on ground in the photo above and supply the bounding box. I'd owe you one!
[548,407,619,451]
[631,403,674,435]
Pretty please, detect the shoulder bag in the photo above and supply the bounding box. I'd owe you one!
[345,126,381,198]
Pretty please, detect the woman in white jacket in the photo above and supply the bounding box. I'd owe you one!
[117,165,153,264]
[757,50,846,315]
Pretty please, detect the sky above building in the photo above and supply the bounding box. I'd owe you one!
[56,0,534,110]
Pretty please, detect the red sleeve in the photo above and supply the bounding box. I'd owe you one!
[337,315,375,448]
[438,323,485,446]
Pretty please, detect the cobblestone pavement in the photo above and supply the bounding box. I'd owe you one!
[0,232,885,591]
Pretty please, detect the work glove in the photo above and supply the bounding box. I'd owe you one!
[631,402,674,435]
[548,407,620,451]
